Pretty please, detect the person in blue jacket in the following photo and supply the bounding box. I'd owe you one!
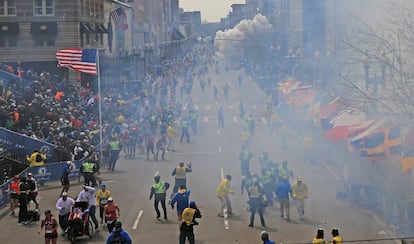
[106,221,132,244]
[170,185,191,222]
[261,231,276,244]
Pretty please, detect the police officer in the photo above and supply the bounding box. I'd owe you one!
[180,116,190,143]
[18,176,30,224]
[80,159,96,187]
[107,136,121,171]
[180,201,202,244]
[170,161,192,199]
[239,145,253,176]
[149,175,170,220]
[248,181,266,227]
[189,110,198,134]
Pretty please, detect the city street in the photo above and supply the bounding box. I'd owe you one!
[0,69,397,244]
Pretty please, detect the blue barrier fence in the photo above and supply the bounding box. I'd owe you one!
[0,160,83,208]
[0,128,57,162]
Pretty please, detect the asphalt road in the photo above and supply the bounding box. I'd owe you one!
[0,69,397,244]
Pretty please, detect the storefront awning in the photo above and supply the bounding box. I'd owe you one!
[81,22,96,33]
[96,23,108,33]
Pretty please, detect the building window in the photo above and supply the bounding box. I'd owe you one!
[0,36,17,47]
[0,0,16,16]
[34,0,54,16]
[34,36,55,46]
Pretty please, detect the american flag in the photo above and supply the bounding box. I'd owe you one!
[110,7,128,30]
[56,48,97,75]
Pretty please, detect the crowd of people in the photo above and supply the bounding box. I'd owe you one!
[1,39,348,244]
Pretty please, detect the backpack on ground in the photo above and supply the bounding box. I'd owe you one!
[35,153,42,162]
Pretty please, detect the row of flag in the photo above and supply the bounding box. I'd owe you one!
[278,79,414,171]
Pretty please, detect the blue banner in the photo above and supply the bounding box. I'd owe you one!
[0,128,57,162]
[27,161,82,185]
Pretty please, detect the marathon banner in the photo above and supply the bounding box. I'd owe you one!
[0,128,57,162]
[0,160,82,208]
[27,160,82,185]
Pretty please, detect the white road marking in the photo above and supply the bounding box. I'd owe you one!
[132,210,143,230]
[154,171,159,177]
[103,180,117,183]
[220,168,224,180]
[217,128,220,135]
[194,105,199,110]
[253,105,257,110]
[219,146,222,152]
[206,105,211,110]
[321,161,339,180]
[203,117,208,122]
[229,105,233,109]
[261,118,267,124]
[233,117,237,122]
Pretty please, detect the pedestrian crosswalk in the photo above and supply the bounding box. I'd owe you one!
[202,116,268,124]
[183,103,264,111]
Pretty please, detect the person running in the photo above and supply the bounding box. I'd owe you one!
[180,115,191,143]
[8,175,20,217]
[76,183,99,229]
[55,192,75,235]
[170,161,192,199]
[216,174,233,217]
[104,197,120,232]
[239,145,253,176]
[146,134,156,161]
[96,183,111,225]
[61,161,74,195]
[246,114,255,135]
[155,135,167,161]
[213,86,218,100]
[217,106,224,128]
[106,221,132,244]
[291,176,308,220]
[167,122,177,152]
[149,175,170,220]
[179,201,202,244]
[38,209,59,244]
[170,185,191,222]
[276,178,292,221]
[223,83,230,100]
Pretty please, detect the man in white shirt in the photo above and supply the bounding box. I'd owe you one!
[76,184,99,229]
[55,192,75,234]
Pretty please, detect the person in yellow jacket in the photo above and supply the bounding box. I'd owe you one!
[96,183,111,225]
[291,176,308,220]
[216,174,233,217]
[331,228,342,244]
[167,123,177,152]
[27,149,46,167]
[313,228,327,244]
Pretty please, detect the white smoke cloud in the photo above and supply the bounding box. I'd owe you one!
[214,14,273,59]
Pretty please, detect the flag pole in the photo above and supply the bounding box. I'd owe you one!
[96,48,104,162]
